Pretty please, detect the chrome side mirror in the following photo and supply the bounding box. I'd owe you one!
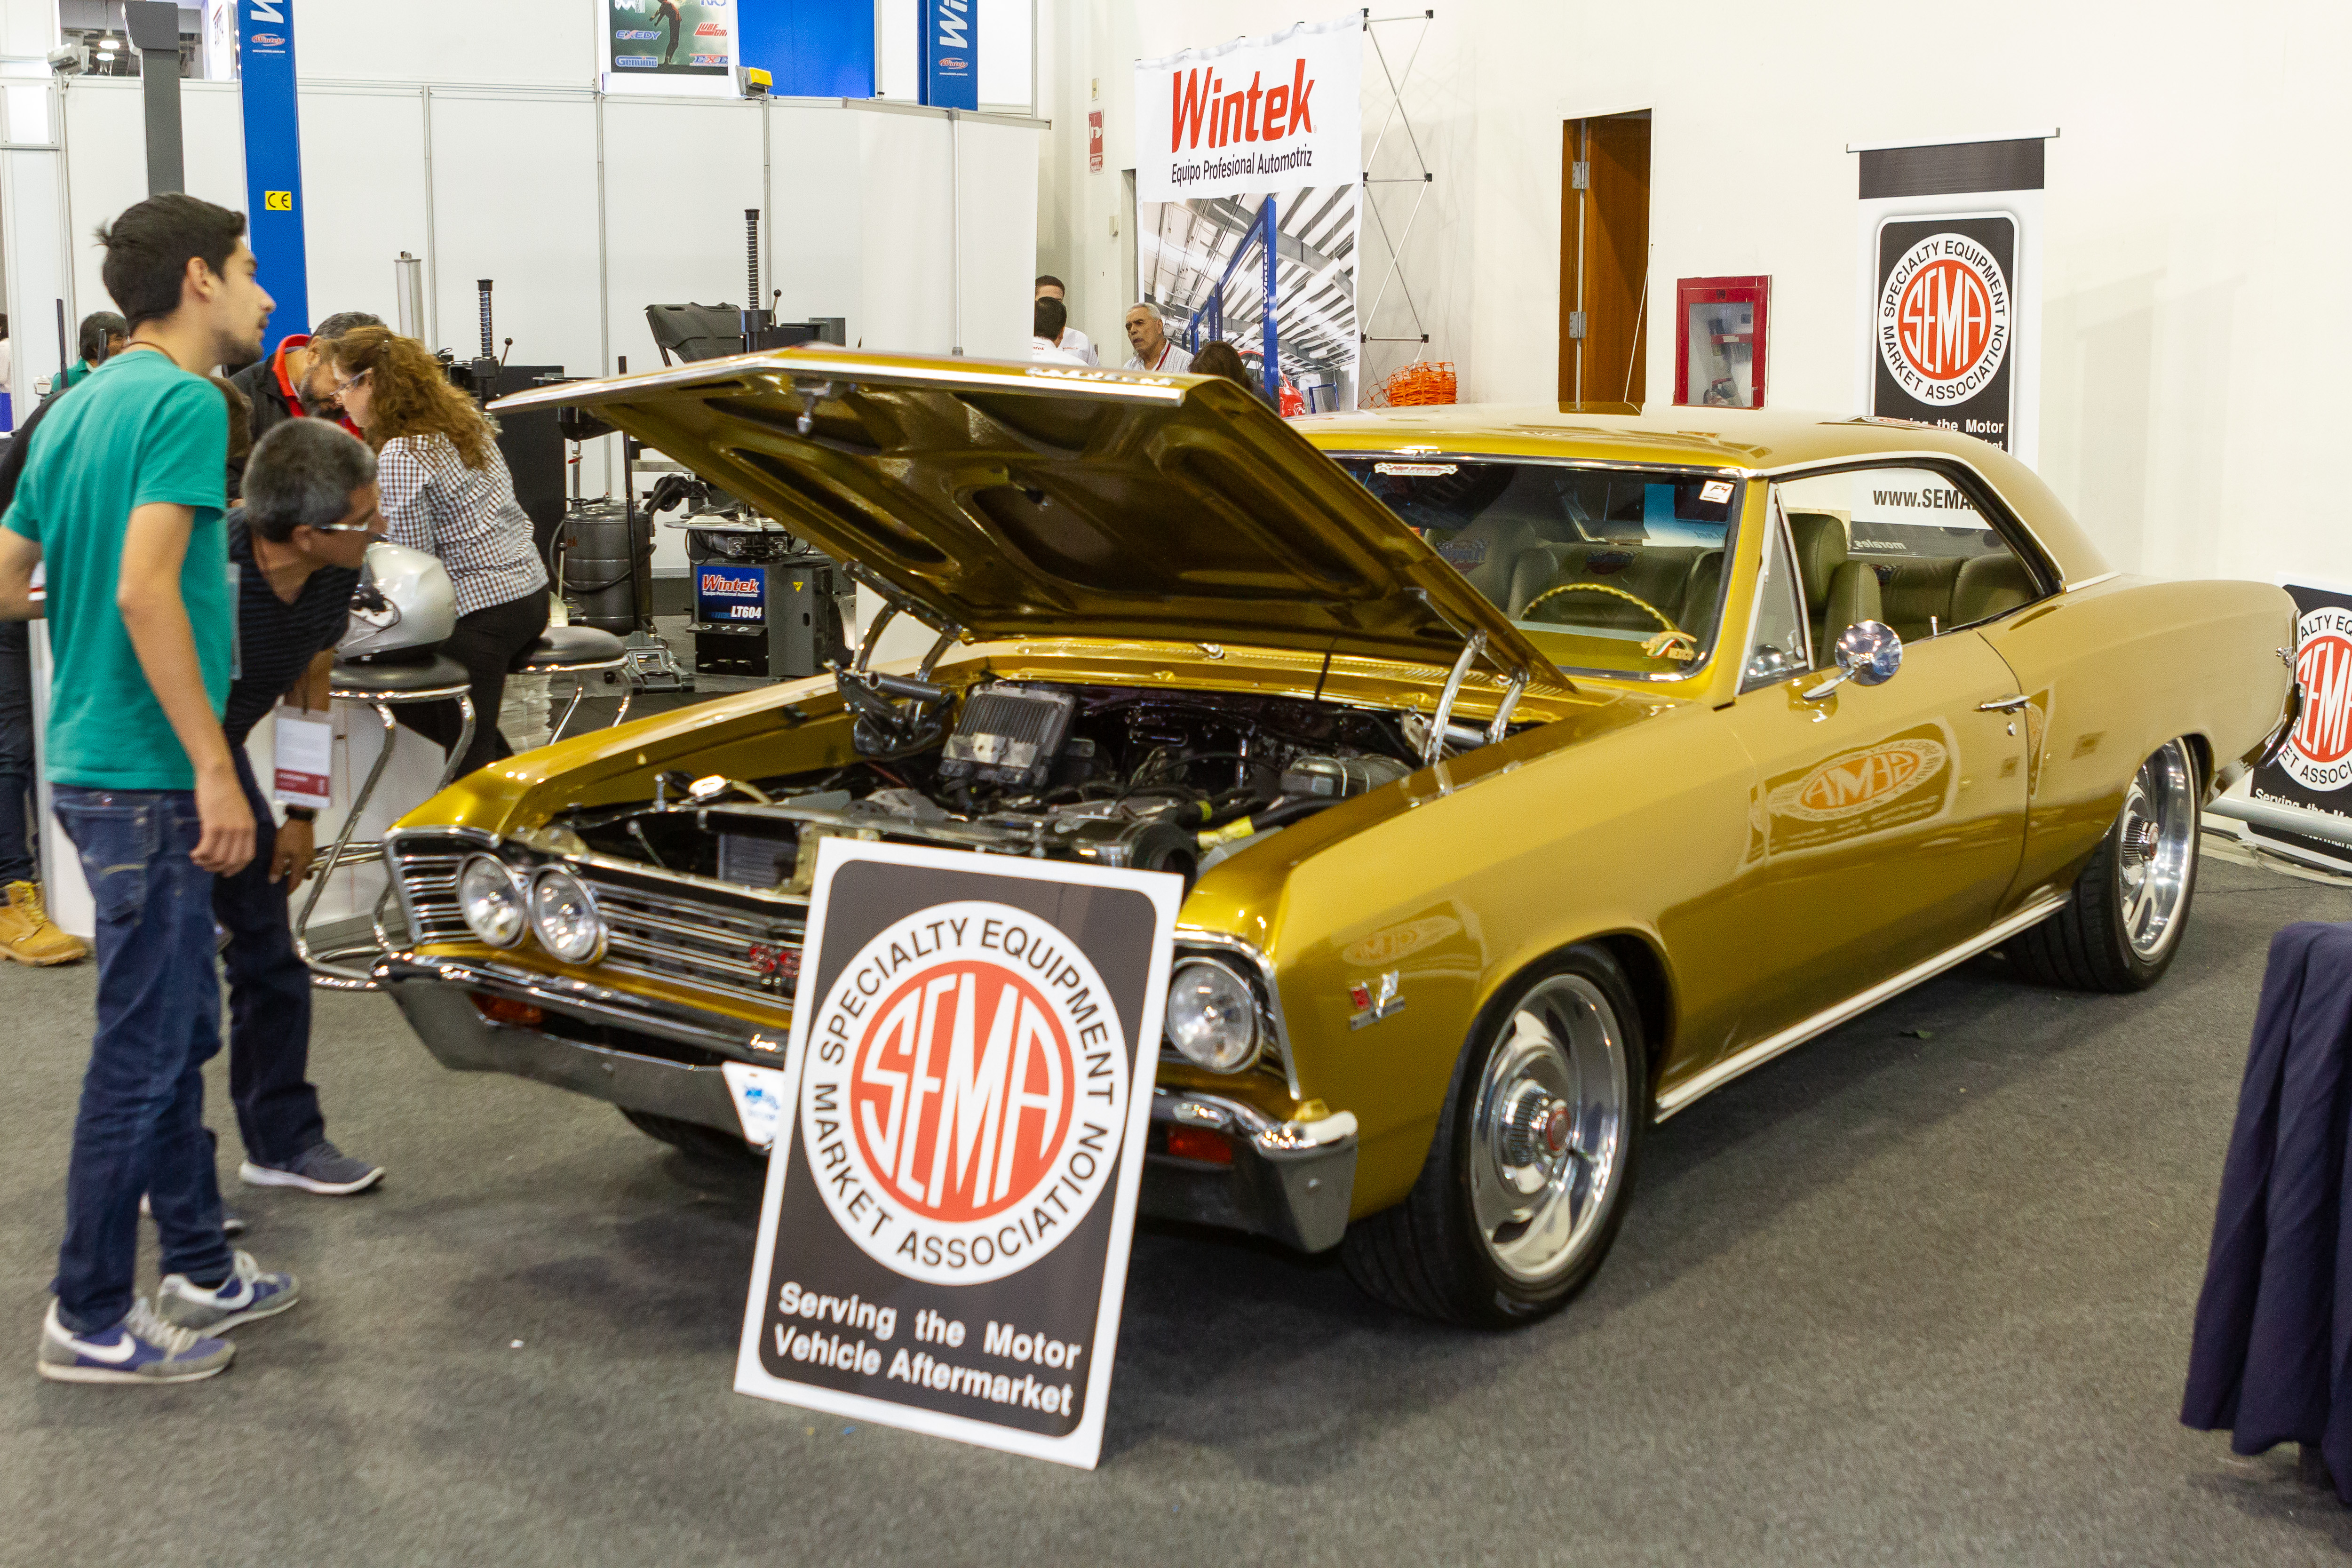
[1801,620,1903,701]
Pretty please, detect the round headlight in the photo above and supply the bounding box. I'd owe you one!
[528,868,605,964]
[1165,959,1260,1073]
[456,854,526,948]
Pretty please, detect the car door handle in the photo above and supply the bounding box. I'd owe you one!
[1976,694,2030,712]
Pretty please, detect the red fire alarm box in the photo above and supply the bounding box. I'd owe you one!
[1675,276,1770,408]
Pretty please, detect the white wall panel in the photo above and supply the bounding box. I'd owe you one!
[296,87,432,332]
[953,117,1035,360]
[599,95,768,377]
[59,80,248,328]
[297,0,599,90]
[425,91,606,380]
[763,101,868,332]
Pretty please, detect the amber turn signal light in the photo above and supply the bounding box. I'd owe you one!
[472,994,544,1028]
[1165,1124,1234,1166]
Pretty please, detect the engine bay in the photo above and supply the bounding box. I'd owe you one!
[551,680,1442,894]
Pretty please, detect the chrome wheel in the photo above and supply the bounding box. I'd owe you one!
[1468,974,1631,1284]
[2116,739,2198,961]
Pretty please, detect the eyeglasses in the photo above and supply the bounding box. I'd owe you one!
[305,520,383,534]
[330,368,371,397]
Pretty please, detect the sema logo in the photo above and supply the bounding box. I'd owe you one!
[802,900,1127,1285]
[1774,737,1949,823]
[2284,605,2352,791]
[1169,58,1316,151]
[1879,233,2010,405]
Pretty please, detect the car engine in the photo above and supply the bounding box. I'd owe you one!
[551,679,1437,893]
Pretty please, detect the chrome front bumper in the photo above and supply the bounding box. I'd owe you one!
[377,956,1359,1254]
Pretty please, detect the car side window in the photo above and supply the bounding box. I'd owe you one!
[1740,499,1810,692]
[1772,465,2046,648]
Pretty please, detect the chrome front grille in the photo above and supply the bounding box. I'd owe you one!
[583,870,804,1009]
[389,849,469,946]
[386,835,805,1015]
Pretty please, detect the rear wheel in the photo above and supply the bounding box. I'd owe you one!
[1342,945,1646,1328]
[619,1107,763,1165]
[2008,737,2201,992]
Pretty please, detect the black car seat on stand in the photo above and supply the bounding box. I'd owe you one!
[1787,511,1884,657]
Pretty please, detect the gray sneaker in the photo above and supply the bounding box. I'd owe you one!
[37,1297,235,1385]
[238,1141,383,1195]
[157,1250,300,1333]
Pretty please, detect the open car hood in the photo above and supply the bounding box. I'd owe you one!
[493,348,1562,687]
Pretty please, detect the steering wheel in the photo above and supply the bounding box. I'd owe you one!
[1517,581,1699,662]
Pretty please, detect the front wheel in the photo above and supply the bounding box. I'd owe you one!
[2008,737,2201,992]
[1342,945,1646,1328]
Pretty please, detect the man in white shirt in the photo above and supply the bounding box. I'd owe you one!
[1030,297,1087,366]
[1033,276,1098,365]
[1122,304,1194,374]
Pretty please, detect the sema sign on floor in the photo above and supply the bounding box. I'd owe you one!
[735,839,1178,1468]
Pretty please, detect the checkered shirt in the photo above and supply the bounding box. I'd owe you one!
[377,433,548,618]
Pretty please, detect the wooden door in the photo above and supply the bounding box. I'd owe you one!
[1559,114,1652,412]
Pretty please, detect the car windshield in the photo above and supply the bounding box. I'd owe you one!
[1336,457,1743,678]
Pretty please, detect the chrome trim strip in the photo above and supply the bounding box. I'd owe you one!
[375,955,780,1057]
[1150,1089,1359,1151]
[1749,451,2066,595]
[2065,570,2121,592]
[1653,891,2071,1120]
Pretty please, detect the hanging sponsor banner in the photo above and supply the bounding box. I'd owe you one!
[918,0,977,112]
[1133,16,1363,412]
[1854,135,2051,464]
[735,839,1179,1469]
[238,2,310,353]
[2247,582,2352,869]
[603,0,736,94]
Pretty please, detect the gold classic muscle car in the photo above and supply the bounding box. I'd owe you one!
[373,349,2298,1327]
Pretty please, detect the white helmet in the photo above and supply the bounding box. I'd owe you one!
[341,541,456,660]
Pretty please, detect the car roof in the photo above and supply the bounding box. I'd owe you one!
[1292,404,2112,584]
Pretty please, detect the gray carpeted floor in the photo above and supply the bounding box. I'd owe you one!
[2,849,2347,1567]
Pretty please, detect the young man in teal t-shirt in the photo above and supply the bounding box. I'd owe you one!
[0,194,302,1385]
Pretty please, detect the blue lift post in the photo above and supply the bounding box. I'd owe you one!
[1185,197,1281,404]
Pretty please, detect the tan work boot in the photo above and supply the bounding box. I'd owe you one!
[0,881,88,966]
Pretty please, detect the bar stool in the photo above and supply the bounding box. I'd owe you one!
[294,654,477,991]
[522,625,632,741]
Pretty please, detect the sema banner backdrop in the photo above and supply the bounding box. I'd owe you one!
[1133,16,1362,412]
[1855,135,2050,464]
[604,0,736,93]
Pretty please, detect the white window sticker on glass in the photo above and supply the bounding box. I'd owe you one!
[1375,462,1458,478]
[1700,479,1734,504]
[1775,466,2004,562]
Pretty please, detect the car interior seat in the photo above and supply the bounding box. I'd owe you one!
[1949,551,2038,627]
[1786,511,1883,659]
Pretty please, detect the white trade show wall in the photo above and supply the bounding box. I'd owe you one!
[22,63,1041,935]
[1040,0,2352,595]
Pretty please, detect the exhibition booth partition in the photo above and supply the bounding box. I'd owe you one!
[10,75,1041,938]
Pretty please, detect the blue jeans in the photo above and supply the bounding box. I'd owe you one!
[50,787,235,1333]
[0,621,33,884]
[216,748,326,1165]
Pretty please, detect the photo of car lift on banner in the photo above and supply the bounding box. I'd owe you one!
[734,839,1180,1469]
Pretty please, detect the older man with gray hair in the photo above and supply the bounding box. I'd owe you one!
[212,417,389,1199]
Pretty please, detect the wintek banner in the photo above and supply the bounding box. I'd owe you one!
[1855,135,2050,464]
[1135,16,1361,203]
[1133,15,1364,411]
[735,840,1179,1468]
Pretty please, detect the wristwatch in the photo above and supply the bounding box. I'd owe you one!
[282,806,318,823]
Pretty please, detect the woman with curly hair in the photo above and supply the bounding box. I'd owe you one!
[318,327,547,777]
